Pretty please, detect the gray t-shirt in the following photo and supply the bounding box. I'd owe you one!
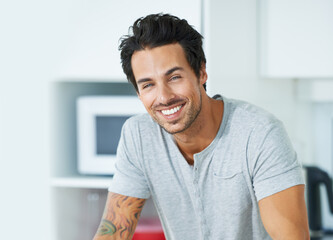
[109,95,305,240]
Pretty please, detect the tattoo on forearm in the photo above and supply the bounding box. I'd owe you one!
[96,193,145,239]
[97,219,116,235]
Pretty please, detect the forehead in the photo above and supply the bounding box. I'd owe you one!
[131,43,190,79]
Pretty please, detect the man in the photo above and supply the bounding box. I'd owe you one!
[93,13,309,240]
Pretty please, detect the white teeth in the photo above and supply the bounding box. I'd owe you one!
[161,105,182,116]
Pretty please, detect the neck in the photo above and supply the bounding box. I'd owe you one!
[174,94,223,165]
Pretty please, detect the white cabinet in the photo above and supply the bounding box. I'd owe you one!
[259,0,333,78]
[56,0,202,80]
[50,1,204,239]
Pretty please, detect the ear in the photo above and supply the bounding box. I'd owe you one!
[199,63,208,85]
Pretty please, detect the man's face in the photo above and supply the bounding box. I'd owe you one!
[131,43,207,134]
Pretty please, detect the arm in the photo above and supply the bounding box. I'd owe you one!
[93,192,146,240]
[258,185,310,240]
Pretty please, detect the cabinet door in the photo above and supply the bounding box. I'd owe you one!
[55,0,202,80]
[259,0,333,78]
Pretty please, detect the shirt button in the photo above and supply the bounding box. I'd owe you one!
[195,167,198,171]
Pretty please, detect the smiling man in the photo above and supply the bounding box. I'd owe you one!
[93,14,309,240]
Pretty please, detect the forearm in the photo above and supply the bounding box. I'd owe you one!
[268,225,310,240]
[93,219,129,240]
[93,192,145,240]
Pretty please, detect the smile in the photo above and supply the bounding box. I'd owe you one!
[161,105,183,116]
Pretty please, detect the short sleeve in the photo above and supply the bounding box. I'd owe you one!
[248,120,305,201]
[108,119,151,199]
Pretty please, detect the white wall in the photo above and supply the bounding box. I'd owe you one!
[0,1,52,239]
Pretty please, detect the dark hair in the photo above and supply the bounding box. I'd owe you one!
[119,13,206,92]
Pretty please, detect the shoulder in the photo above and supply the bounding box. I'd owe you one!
[224,97,282,131]
[122,113,160,136]
[118,113,159,158]
[125,113,156,127]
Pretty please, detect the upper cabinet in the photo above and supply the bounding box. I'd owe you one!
[259,0,333,79]
[55,0,203,81]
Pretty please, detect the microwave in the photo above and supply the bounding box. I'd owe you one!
[77,96,146,175]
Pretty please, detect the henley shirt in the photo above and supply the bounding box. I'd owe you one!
[109,95,305,240]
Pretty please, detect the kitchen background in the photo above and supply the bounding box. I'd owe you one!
[0,0,332,239]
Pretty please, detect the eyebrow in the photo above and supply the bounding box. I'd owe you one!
[137,66,184,85]
[137,78,151,85]
[165,66,184,76]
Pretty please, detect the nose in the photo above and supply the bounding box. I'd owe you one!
[157,83,175,105]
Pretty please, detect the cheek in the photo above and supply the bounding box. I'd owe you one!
[180,85,199,99]
[182,78,200,93]
[139,93,155,110]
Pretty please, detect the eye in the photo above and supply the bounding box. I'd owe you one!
[170,75,181,81]
[142,83,153,89]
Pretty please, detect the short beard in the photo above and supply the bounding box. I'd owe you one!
[156,91,202,135]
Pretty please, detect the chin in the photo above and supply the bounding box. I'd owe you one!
[161,122,190,135]
[151,111,193,134]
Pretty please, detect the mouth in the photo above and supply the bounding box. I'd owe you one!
[158,103,185,118]
[161,104,183,116]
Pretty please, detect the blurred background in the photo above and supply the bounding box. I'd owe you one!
[0,0,332,239]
